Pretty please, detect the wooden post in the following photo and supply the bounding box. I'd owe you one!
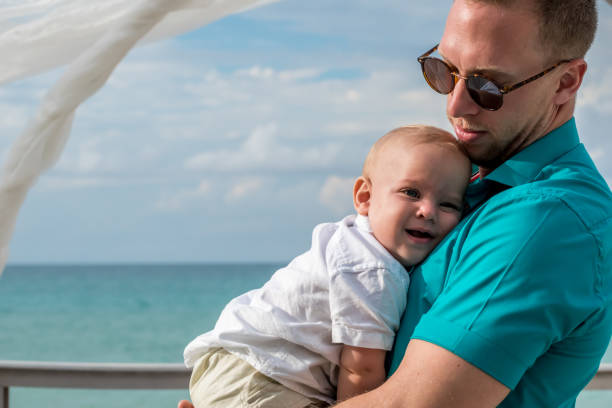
[1,386,8,408]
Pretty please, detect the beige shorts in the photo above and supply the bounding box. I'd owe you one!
[189,348,329,408]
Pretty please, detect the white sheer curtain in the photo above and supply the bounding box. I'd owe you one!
[0,0,277,273]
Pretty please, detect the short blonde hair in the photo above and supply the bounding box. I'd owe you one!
[362,125,468,179]
[470,0,597,60]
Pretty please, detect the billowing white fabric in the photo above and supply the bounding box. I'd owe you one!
[0,0,277,273]
[0,0,277,85]
[184,214,410,403]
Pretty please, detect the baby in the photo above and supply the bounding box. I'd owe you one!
[182,125,472,407]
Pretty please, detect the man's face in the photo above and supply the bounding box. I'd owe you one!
[439,0,558,174]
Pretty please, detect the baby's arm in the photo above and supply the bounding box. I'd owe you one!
[337,345,386,401]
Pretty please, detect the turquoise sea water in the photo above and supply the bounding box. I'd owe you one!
[0,264,279,408]
[0,264,610,407]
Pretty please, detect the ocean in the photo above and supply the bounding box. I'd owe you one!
[0,264,610,407]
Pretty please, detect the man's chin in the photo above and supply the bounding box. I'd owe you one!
[468,153,506,175]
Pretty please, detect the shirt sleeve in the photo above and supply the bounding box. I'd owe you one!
[412,193,604,389]
[329,261,409,350]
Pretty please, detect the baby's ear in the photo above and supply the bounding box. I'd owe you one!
[353,176,371,216]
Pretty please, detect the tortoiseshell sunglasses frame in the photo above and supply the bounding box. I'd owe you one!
[417,44,572,111]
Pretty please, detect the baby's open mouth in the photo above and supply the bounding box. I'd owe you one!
[406,229,433,239]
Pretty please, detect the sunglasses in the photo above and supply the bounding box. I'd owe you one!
[417,44,571,111]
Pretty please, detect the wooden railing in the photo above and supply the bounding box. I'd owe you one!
[0,360,190,408]
[584,363,612,390]
[0,361,611,408]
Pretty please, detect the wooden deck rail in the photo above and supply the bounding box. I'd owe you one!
[0,361,611,407]
[0,360,191,408]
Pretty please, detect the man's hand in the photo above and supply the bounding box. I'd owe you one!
[334,339,510,408]
[177,400,194,408]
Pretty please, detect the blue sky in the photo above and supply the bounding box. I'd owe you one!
[2,0,611,264]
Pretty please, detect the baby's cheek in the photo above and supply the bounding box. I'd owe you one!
[440,213,461,235]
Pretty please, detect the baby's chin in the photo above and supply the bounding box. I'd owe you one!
[396,252,428,268]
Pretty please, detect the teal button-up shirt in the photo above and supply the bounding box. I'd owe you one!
[389,118,612,407]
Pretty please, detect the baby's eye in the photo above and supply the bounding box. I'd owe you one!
[401,188,420,199]
[440,202,462,212]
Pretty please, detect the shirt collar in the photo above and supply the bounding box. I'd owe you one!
[355,213,373,233]
[483,117,580,187]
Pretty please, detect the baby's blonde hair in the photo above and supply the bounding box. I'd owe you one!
[362,125,468,180]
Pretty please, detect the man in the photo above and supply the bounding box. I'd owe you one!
[335,0,611,407]
[179,1,611,407]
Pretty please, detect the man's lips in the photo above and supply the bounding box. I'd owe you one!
[455,125,486,143]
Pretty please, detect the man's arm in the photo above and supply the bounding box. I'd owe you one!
[335,339,509,408]
[337,345,386,401]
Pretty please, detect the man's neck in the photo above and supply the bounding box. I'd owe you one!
[541,97,576,139]
[478,98,575,178]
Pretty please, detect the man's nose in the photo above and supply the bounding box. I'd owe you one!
[447,77,480,118]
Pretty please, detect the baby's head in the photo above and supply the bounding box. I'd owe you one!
[353,125,471,267]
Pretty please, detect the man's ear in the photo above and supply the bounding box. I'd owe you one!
[353,176,371,216]
[553,58,587,106]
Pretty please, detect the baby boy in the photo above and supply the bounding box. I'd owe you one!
[182,125,471,407]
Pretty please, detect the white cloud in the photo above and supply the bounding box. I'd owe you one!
[138,145,161,162]
[184,66,322,113]
[344,89,361,103]
[185,122,343,172]
[590,147,605,161]
[0,103,29,135]
[578,74,612,114]
[237,66,275,79]
[55,137,116,174]
[9,0,611,264]
[155,180,212,211]
[324,121,367,135]
[164,63,452,175]
[587,147,610,186]
[49,58,454,193]
[245,0,449,49]
[235,66,322,82]
[278,68,322,82]
[75,149,102,173]
[318,175,355,216]
[39,176,110,190]
[225,177,264,202]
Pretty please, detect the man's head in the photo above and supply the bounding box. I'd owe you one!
[475,0,597,61]
[426,0,596,176]
[353,125,471,267]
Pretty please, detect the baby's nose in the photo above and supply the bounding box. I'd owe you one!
[416,200,436,222]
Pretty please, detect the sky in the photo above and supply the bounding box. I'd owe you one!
[1,0,611,264]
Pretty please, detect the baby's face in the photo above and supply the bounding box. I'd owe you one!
[367,143,470,267]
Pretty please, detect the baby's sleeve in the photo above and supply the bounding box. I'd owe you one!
[329,263,409,350]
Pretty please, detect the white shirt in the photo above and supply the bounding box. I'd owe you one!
[183,214,410,403]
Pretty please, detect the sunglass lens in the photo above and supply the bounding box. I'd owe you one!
[466,76,503,110]
[423,58,454,94]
